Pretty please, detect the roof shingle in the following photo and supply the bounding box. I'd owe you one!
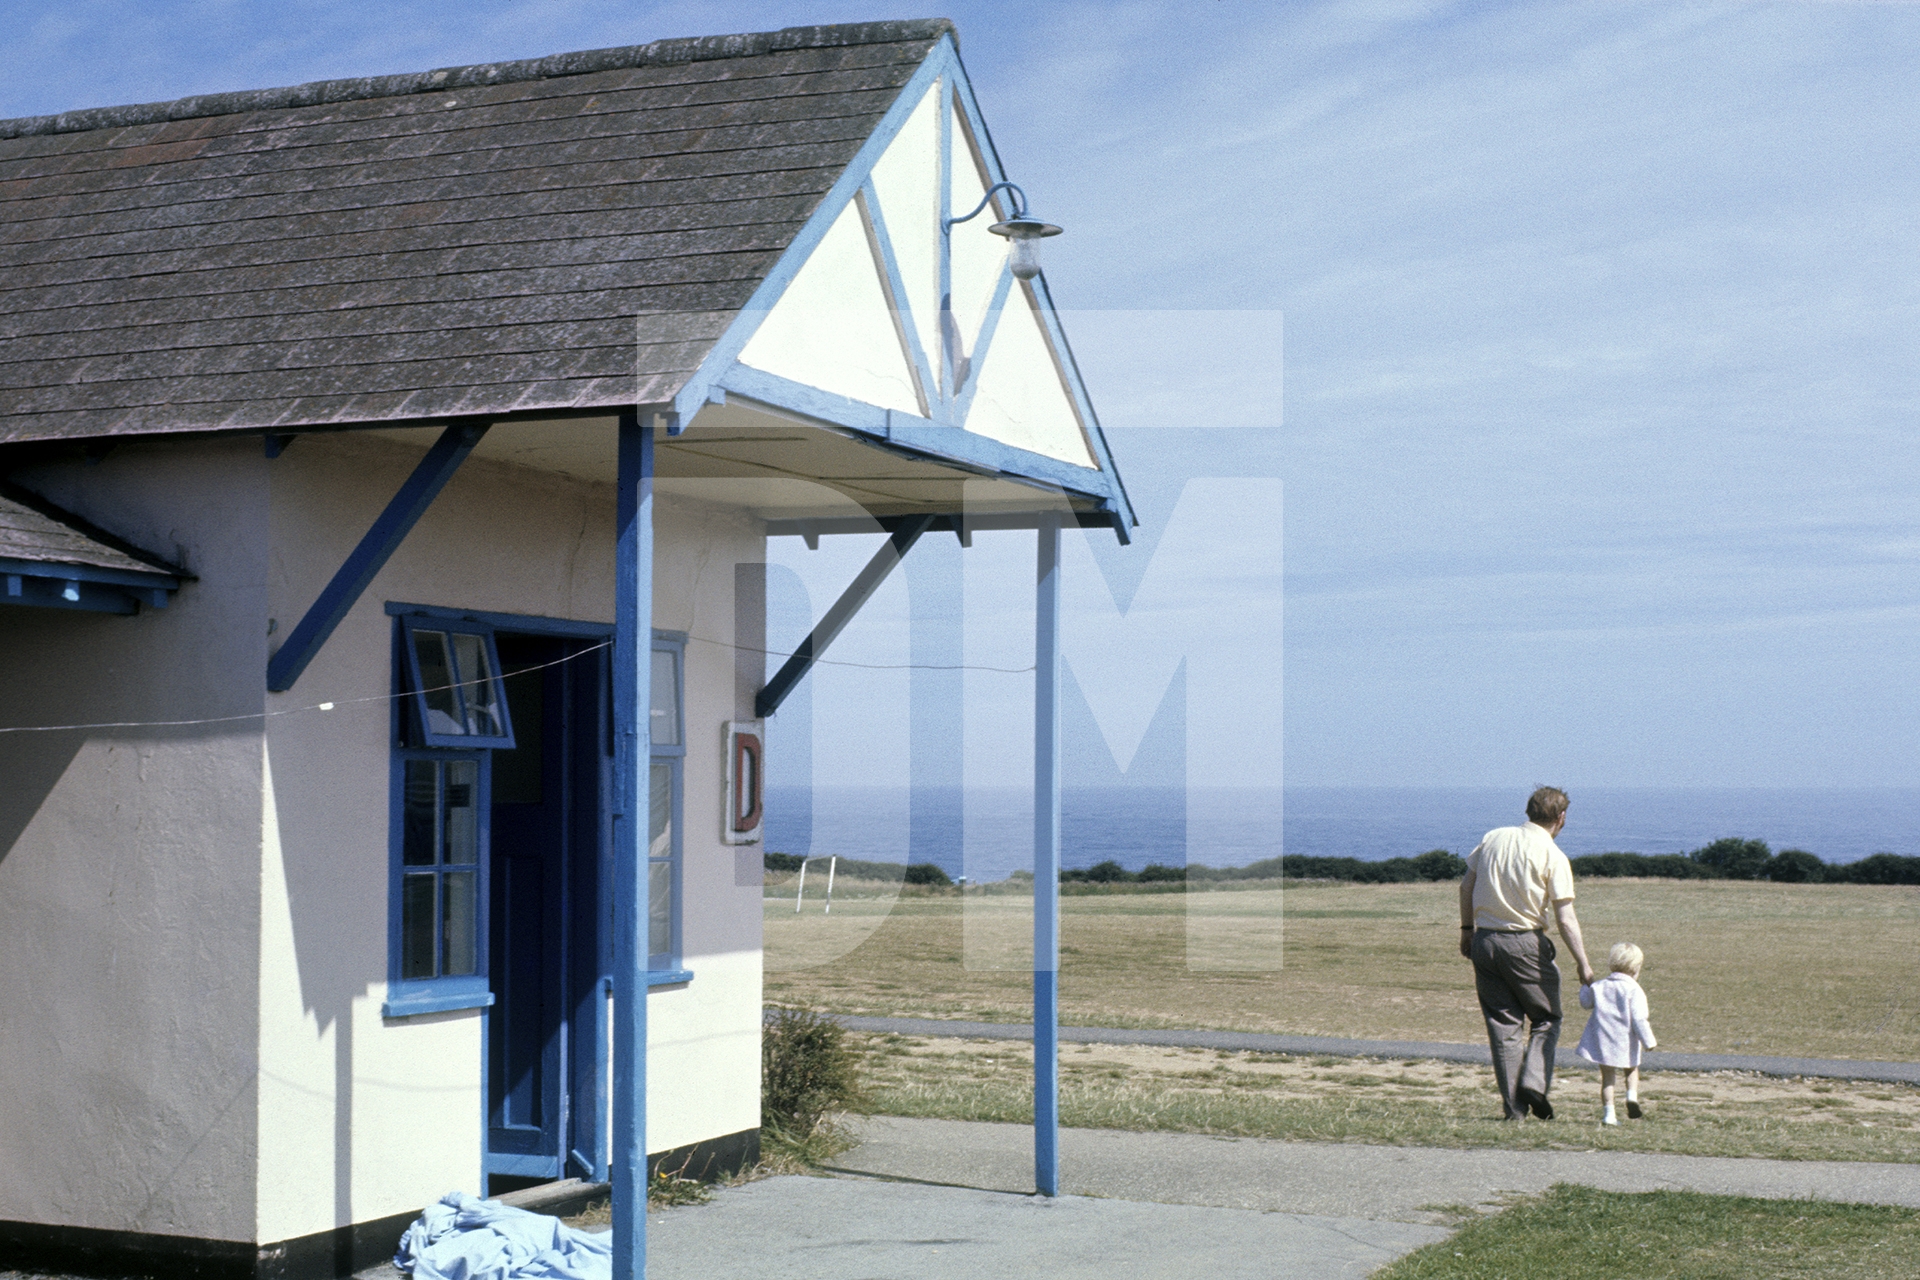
[0,20,951,445]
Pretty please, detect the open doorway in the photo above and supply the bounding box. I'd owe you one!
[485,631,608,1194]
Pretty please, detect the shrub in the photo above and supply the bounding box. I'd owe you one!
[1837,853,1920,885]
[1410,849,1468,881]
[1690,837,1772,880]
[903,862,952,887]
[1137,863,1186,882]
[764,851,805,874]
[1765,848,1825,883]
[1082,859,1130,883]
[761,1007,865,1159]
[1572,852,1719,879]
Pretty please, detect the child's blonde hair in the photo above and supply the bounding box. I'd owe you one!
[1608,942,1644,975]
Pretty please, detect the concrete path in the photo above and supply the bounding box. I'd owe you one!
[645,1176,1446,1279]
[832,1014,1920,1085]
[833,1115,1920,1222]
[342,1116,1920,1280]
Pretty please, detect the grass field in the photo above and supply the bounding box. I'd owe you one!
[765,877,1920,1062]
[850,1033,1920,1163]
[1375,1184,1920,1280]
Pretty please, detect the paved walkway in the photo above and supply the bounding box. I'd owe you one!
[832,1115,1920,1221]
[833,1014,1920,1085]
[341,1115,1920,1280]
[645,1177,1443,1279]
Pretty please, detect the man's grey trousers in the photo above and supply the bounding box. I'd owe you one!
[1470,927,1562,1119]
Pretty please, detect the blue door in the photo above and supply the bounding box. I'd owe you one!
[487,633,607,1190]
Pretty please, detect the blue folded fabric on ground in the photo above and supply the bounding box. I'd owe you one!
[394,1191,611,1280]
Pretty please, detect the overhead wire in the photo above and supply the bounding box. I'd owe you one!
[0,627,1035,735]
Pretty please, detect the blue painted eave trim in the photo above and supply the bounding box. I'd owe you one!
[717,365,1121,516]
[0,556,183,613]
[0,556,180,591]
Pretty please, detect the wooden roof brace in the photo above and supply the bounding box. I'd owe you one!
[754,513,935,718]
[266,419,489,692]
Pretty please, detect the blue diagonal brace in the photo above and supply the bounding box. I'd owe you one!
[266,420,490,692]
[755,514,936,718]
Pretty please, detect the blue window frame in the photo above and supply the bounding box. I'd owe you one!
[383,609,690,1013]
[400,614,515,749]
[649,633,686,974]
[385,748,493,1016]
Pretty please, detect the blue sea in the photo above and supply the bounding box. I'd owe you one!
[765,785,1920,883]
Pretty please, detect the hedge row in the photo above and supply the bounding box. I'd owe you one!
[1570,838,1920,884]
[764,851,953,886]
[768,840,1920,886]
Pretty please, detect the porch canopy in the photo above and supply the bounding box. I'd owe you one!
[0,18,1133,1276]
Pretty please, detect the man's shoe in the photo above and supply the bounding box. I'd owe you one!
[1517,1088,1554,1120]
[1626,1100,1643,1120]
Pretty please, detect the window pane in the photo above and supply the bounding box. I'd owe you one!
[413,630,465,736]
[443,759,478,866]
[649,763,672,859]
[442,870,478,977]
[400,873,437,979]
[402,760,437,866]
[650,649,679,746]
[649,859,672,961]
[452,632,505,737]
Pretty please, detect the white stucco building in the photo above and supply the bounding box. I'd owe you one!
[0,19,1132,1278]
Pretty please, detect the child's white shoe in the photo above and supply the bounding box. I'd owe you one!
[1601,1116,1620,1127]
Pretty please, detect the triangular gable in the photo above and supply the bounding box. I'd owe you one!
[688,36,1130,528]
[736,196,925,416]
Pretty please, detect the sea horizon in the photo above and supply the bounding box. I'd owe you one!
[764,784,1920,882]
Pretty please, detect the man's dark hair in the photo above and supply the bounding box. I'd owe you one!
[1526,787,1569,826]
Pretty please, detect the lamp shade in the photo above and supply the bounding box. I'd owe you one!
[989,213,1063,280]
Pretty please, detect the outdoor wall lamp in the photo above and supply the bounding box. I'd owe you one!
[946,181,1063,281]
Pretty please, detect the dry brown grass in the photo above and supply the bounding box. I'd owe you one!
[765,878,1920,1061]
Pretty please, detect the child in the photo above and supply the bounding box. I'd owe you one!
[1576,942,1657,1126]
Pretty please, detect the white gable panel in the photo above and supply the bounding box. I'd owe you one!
[737,199,922,415]
[867,79,940,375]
[963,296,1098,469]
[947,110,1007,367]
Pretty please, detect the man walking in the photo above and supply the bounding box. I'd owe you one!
[1459,787,1595,1120]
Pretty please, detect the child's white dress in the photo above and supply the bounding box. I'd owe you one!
[1575,972,1656,1068]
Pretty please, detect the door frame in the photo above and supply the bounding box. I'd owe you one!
[389,603,616,1187]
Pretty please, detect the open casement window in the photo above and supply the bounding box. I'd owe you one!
[386,751,492,1016]
[401,615,515,749]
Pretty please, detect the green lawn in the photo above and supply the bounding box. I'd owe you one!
[1376,1184,1920,1280]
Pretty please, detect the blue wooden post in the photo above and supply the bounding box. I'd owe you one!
[612,411,654,1278]
[1033,513,1062,1196]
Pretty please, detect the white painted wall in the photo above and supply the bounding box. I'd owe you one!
[649,494,767,1152]
[0,428,769,1250]
[0,439,269,1243]
[258,434,765,1244]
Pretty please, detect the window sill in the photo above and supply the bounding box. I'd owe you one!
[601,971,695,992]
[384,979,495,1018]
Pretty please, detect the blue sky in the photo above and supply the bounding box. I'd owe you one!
[8,1,1919,789]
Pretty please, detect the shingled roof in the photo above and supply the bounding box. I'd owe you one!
[0,20,953,446]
